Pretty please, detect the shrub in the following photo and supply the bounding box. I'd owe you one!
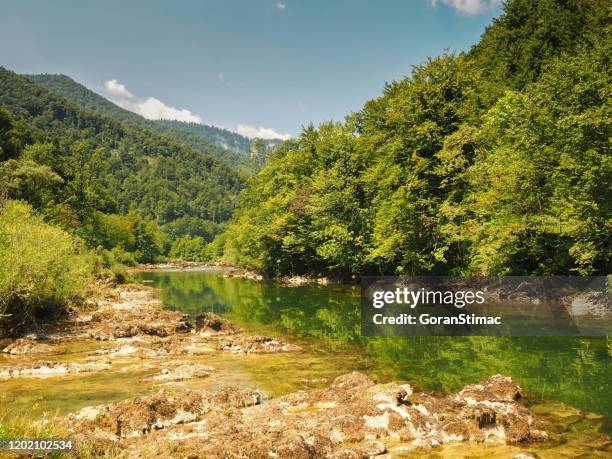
[0,200,93,334]
[169,236,210,262]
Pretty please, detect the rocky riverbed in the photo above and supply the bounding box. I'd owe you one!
[58,371,552,458]
[1,282,610,457]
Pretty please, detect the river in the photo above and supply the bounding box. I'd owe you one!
[135,268,611,417]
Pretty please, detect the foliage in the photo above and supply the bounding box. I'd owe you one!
[442,40,611,274]
[0,107,31,161]
[0,0,609,278]
[469,0,609,89]
[0,396,68,445]
[0,68,246,266]
[169,236,210,262]
[0,68,243,227]
[220,0,611,277]
[0,200,93,333]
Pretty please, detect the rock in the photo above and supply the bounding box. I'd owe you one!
[331,450,361,459]
[456,374,523,403]
[222,269,263,281]
[150,363,214,382]
[75,406,101,421]
[570,293,611,317]
[216,335,301,354]
[60,373,547,457]
[195,312,240,335]
[75,285,192,342]
[332,371,373,389]
[112,325,139,338]
[138,323,169,337]
[63,387,263,440]
[211,386,263,408]
[281,275,312,287]
[112,321,187,339]
[361,440,386,456]
[279,275,330,287]
[1,338,57,355]
[111,345,138,356]
[299,378,328,385]
[396,385,413,405]
[0,361,111,379]
[174,320,192,333]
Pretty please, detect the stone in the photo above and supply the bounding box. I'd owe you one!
[195,312,240,335]
[60,372,547,457]
[2,338,56,355]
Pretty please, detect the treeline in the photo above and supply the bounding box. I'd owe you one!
[220,0,611,277]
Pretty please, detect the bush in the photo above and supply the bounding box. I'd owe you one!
[0,200,93,333]
[108,246,137,267]
[169,236,210,262]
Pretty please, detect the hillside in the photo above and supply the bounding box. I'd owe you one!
[219,0,611,277]
[26,73,256,170]
[469,0,609,89]
[0,67,244,253]
[154,119,282,154]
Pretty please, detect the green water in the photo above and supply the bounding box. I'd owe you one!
[135,269,612,417]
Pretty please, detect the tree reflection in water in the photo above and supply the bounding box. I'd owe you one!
[136,270,611,417]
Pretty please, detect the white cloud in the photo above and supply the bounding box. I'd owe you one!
[100,79,288,136]
[430,0,501,15]
[276,2,286,10]
[217,72,232,87]
[135,97,202,123]
[104,79,133,98]
[101,79,201,123]
[236,124,291,140]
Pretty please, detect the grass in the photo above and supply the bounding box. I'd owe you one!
[0,398,71,458]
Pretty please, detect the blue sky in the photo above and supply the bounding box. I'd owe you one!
[0,0,502,139]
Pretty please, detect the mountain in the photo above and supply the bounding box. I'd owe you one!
[25,74,252,169]
[153,119,282,152]
[25,74,266,169]
[0,66,243,237]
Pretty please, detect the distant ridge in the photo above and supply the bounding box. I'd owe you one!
[26,74,279,169]
[0,66,243,229]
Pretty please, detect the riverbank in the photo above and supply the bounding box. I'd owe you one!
[1,279,610,457]
[131,261,333,286]
[128,260,230,273]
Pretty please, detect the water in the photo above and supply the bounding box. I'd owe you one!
[135,269,612,417]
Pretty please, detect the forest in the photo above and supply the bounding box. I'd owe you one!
[0,0,610,333]
[219,0,611,277]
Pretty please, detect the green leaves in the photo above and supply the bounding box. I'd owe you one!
[0,200,93,333]
[448,41,611,274]
[219,2,610,277]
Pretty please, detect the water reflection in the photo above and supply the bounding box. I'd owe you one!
[135,270,611,417]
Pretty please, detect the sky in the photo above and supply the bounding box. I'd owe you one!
[0,0,503,139]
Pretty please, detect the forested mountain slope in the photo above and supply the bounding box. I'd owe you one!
[469,0,609,89]
[26,73,254,170]
[219,0,611,277]
[0,67,243,260]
